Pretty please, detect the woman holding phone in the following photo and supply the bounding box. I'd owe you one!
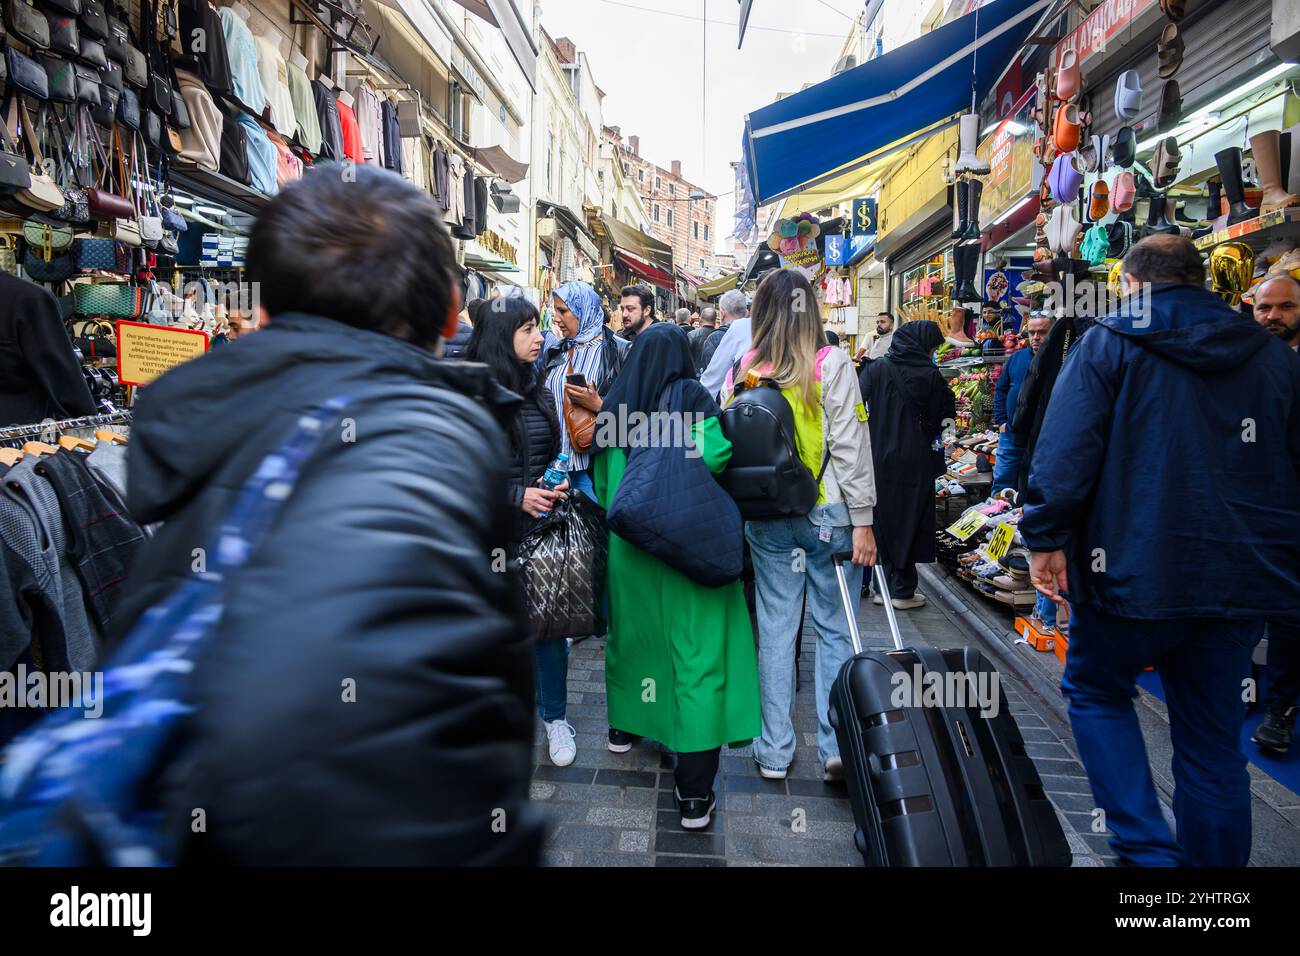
[540,281,630,501]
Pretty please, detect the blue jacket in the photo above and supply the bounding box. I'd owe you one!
[993,345,1032,427]
[1020,284,1300,620]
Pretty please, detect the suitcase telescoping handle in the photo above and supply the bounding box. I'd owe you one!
[832,552,905,655]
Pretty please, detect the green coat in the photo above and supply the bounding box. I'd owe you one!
[593,416,761,753]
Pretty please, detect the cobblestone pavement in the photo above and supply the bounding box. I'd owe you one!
[530,578,1111,867]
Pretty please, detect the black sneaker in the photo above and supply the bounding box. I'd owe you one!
[1251,703,1297,755]
[607,728,640,753]
[674,787,716,830]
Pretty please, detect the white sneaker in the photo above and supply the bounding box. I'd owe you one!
[544,719,577,767]
[892,594,927,610]
[872,592,885,606]
[823,756,844,783]
[756,760,787,780]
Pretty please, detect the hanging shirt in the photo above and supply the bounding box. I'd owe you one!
[311,79,343,161]
[473,176,489,237]
[286,60,321,155]
[401,135,425,190]
[217,8,267,118]
[348,80,383,167]
[433,141,451,210]
[453,165,477,239]
[178,0,233,98]
[253,32,296,138]
[445,152,465,226]
[237,114,278,195]
[336,97,363,165]
[381,99,402,174]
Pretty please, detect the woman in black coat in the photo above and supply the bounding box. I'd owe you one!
[465,296,578,769]
[859,320,956,608]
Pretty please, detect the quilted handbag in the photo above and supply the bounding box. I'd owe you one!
[72,234,123,271]
[78,0,105,39]
[44,12,79,57]
[518,494,608,641]
[22,246,74,281]
[605,385,745,587]
[4,0,50,49]
[77,33,107,68]
[4,45,49,99]
[116,84,139,129]
[73,280,141,317]
[42,0,81,13]
[40,54,76,103]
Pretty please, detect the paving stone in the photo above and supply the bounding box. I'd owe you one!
[1040,774,1095,795]
[657,809,725,833]
[1046,791,1100,814]
[619,830,650,853]
[752,793,856,823]
[532,765,596,785]
[655,855,726,867]
[585,806,653,829]
[570,850,651,867]
[593,769,657,789]
[722,774,788,795]
[529,782,557,800]
[1023,741,1072,760]
[1078,832,1117,856]
[552,825,619,850]
[786,777,850,800]
[655,830,725,856]
[724,793,755,813]
[622,787,659,809]
[542,850,575,867]
[535,802,589,825]
[545,782,627,804]
[1030,757,1089,778]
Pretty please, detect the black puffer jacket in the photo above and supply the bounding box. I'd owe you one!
[112,313,543,866]
[507,381,562,512]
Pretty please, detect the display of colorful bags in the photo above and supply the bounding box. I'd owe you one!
[73,280,143,317]
[73,236,127,272]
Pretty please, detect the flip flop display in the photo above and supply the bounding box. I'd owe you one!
[1087,179,1110,221]
[1114,70,1142,122]
[1111,126,1137,168]
[1049,153,1083,203]
[1152,136,1182,188]
[1056,49,1080,101]
[1053,102,1081,153]
[1157,22,1184,79]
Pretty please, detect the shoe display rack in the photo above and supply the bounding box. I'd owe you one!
[1193,207,1300,252]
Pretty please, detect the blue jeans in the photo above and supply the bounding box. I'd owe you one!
[1035,591,1057,624]
[745,515,863,771]
[1062,603,1263,866]
[991,429,1023,493]
[568,468,597,503]
[535,637,570,722]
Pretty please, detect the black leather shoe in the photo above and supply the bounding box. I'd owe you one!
[674,787,716,830]
[607,728,641,753]
[1252,703,1296,755]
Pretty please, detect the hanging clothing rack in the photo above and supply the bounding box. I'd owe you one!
[0,408,133,443]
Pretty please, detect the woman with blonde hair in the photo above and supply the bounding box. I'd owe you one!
[723,268,879,783]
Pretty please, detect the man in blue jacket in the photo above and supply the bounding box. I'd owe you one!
[1021,235,1300,866]
[991,312,1050,493]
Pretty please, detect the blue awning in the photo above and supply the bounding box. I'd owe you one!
[743,0,1051,205]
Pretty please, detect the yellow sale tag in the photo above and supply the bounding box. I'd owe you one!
[984,522,1015,561]
[946,509,989,541]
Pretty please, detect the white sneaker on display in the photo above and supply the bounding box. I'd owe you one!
[544,719,577,767]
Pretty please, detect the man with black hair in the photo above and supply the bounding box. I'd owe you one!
[109,166,543,866]
[1022,235,1300,866]
[619,284,657,341]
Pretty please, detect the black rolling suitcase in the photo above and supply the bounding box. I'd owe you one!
[829,554,1071,867]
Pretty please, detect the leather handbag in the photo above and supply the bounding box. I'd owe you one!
[73,61,100,105]
[5,45,49,99]
[85,185,129,218]
[143,108,159,148]
[155,0,176,41]
[72,234,122,270]
[90,82,116,122]
[169,84,189,129]
[0,113,34,196]
[78,0,105,39]
[23,214,74,255]
[562,351,597,453]
[5,0,50,49]
[218,104,249,184]
[41,0,81,14]
[115,84,139,129]
[77,33,107,68]
[123,42,145,87]
[44,12,79,56]
[40,54,76,103]
[159,203,184,232]
[23,246,75,281]
[132,131,161,246]
[73,279,142,317]
[11,101,64,211]
[103,9,126,64]
[72,317,117,358]
[98,215,140,245]
[99,58,121,92]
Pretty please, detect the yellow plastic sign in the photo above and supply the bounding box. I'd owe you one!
[946,509,989,541]
[984,522,1015,562]
[116,320,210,386]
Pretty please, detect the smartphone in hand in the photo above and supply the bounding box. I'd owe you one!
[566,373,588,388]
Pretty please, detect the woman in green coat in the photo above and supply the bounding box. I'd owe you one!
[590,323,760,829]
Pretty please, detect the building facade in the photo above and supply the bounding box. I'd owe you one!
[621,138,719,276]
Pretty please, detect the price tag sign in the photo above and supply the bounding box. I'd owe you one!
[946,509,989,541]
[116,320,210,386]
[983,522,1015,562]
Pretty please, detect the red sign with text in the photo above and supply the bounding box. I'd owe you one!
[1054,0,1158,70]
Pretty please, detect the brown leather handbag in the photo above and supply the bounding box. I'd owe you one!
[563,352,597,454]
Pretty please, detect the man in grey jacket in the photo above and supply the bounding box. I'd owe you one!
[700,289,753,398]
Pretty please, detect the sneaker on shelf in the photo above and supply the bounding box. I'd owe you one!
[675,787,717,830]
[607,727,640,753]
[1251,703,1296,755]
[823,756,845,783]
[755,760,788,780]
[544,719,577,767]
[892,594,928,610]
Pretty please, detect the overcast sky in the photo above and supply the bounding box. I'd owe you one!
[535,0,863,252]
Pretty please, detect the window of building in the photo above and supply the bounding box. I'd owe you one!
[703,224,709,242]
[546,131,554,192]
[667,209,674,228]
[653,204,659,223]
[638,168,644,182]
[700,258,706,269]
[669,184,675,197]
[693,221,699,240]
[655,175,661,191]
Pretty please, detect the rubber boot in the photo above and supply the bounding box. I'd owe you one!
[1215,147,1258,225]
[954,113,991,175]
[962,178,984,240]
[1142,196,1177,237]
[952,178,969,238]
[953,244,981,305]
[1249,130,1300,214]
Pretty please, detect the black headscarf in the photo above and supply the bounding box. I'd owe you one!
[599,323,719,443]
[886,320,945,367]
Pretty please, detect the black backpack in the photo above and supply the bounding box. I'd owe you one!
[719,362,828,520]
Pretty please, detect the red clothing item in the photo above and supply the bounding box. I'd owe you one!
[336,98,363,164]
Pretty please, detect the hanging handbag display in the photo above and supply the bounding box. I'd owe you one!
[0,108,33,195]
[116,84,139,129]
[40,54,76,103]
[11,99,65,212]
[43,109,91,224]
[77,32,107,68]
[124,42,145,88]
[41,0,81,14]
[5,45,50,99]
[77,0,106,39]
[90,83,116,123]
[72,234,123,271]
[99,58,122,92]
[155,0,176,41]
[103,8,127,64]
[4,0,50,49]
[71,317,117,358]
[73,279,142,317]
[22,245,74,281]
[22,215,74,255]
[73,61,101,105]
[0,235,17,273]
[44,12,80,57]
[83,116,130,218]
[133,131,162,246]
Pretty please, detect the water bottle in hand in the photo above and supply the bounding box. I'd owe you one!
[537,454,569,517]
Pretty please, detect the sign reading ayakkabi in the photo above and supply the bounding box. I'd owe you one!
[852,197,877,238]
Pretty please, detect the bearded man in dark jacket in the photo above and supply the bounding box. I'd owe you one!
[110,166,543,866]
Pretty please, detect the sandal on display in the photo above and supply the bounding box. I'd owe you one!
[1157,22,1184,80]
[1249,130,1300,214]
[1053,103,1081,153]
[1056,49,1080,101]
[1157,80,1183,132]
[1049,152,1083,203]
[1048,204,1083,256]
[1080,224,1110,264]
[1159,0,1186,22]
[1112,170,1137,213]
[1086,179,1110,221]
[1152,136,1182,188]
[1114,70,1143,122]
[1111,126,1137,168]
